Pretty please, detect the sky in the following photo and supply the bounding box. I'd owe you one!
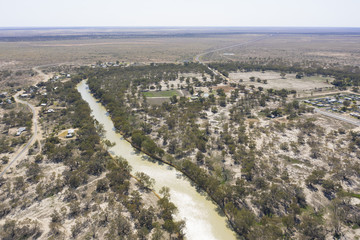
[0,0,359,28]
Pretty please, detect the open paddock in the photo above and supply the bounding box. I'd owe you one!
[146,97,170,105]
[143,90,180,98]
[204,34,360,66]
[229,71,334,91]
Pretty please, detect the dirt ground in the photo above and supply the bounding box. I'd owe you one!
[229,71,333,91]
[0,35,260,70]
[204,34,360,66]
[1,32,359,71]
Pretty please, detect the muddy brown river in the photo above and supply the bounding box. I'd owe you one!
[77,80,236,240]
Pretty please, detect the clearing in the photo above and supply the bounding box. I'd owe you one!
[229,71,334,91]
[143,90,180,98]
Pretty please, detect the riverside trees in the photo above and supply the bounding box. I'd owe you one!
[0,70,180,239]
[85,62,360,239]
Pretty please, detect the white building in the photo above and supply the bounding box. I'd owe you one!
[66,129,75,138]
[16,127,26,136]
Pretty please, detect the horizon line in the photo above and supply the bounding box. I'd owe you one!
[1,26,360,29]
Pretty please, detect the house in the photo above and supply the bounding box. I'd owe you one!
[47,109,55,113]
[20,94,29,98]
[66,129,75,138]
[40,103,47,106]
[0,92,8,98]
[16,127,26,136]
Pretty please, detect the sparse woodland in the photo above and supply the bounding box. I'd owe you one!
[0,75,183,239]
[85,62,360,239]
[0,60,359,239]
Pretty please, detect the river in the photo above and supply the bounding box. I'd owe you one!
[77,80,237,240]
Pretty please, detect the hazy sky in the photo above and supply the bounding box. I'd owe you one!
[1,0,359,27]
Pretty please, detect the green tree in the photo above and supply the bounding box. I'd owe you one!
[196,151,205,165]
[142,138,157,155]
[26,162,42,183]
[96,178,109,193]
[296,72,304,79]
[305,170,325,189]
[170,95,178,104]
[132,130,145,148]
[299,214,325,239]
[135,172,155,191]
[343,100,351,107]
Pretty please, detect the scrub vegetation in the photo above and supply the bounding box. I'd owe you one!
[1,28,360,239]
[85,61,360,239]
[0,73,183,239]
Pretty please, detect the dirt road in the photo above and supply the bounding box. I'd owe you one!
[314,107,360,127]
[0,94,38,177]
[0,66,49,177]
[194,35,273,80]
[194,35,273,63]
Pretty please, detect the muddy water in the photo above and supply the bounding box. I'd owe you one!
[77,80,237,240]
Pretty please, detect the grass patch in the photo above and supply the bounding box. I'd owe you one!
[143,90,179,98]
[344,192,360,199]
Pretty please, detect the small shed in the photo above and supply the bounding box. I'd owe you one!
[16,127,26,136]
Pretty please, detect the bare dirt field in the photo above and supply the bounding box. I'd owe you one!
[229,71,334,91]
[204,34,360,66]
[0,34,263,70]
[147,98,170,105]
[1,31,359,72]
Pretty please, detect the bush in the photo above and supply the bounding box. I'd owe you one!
[1,156,9,164]
[26,162,42,183]
[0,219,42,240]
[299,214,325,239]
[96,178,109,193]
[0,204,10,218]
[280,142,289,151]
[306,170,325,188]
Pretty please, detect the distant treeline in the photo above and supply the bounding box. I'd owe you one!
[2,29,360,42]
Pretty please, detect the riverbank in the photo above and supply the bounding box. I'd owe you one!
[78,80,237,240]
[122,134,238,235]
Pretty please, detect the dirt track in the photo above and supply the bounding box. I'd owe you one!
[0,67,49,177]
[0,93,37,177]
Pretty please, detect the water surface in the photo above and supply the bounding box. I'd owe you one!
[77,80,236,240]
